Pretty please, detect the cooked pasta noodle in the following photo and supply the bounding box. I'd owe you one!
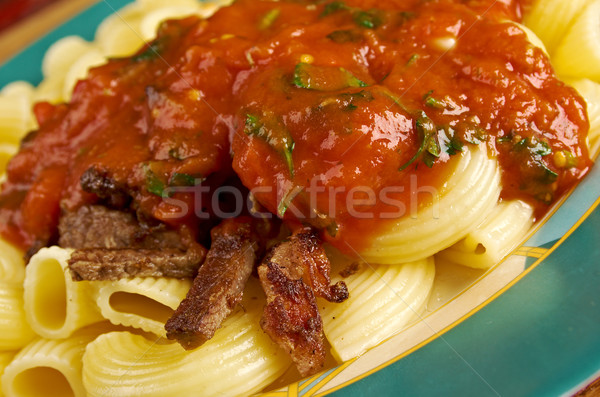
[140,6,204,40]
[568,78,600,157]
[436,200,534,269]
[93,277,191,337]
[1,325,112,397]
[24,247,103,339]
[83,281,291,397]
[360,147,501,265]
[524,0,594,56]
[0,282,36,351]
[0,238,25,284]
[321,257,435,362]
[62,49,107,101]
[94,3,146,58]
[41,36,96,80]
[552,0,600,81]
[0,96,33,145]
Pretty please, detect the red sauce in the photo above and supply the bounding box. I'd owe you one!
[0,0,592,255]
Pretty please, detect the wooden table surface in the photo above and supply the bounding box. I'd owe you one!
[0,1,598,396]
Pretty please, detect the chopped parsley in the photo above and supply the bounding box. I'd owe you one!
[259,9,281,30]
[293,63,367,91]
[245,113,295,177]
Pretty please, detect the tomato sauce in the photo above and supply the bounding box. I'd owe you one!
[0,0,592,255]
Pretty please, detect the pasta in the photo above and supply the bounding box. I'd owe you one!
[436,200,534,269]
[0,0,598,395]
[0,238,25,284]
[552,0,600,81]
[321,257,435,362]
[93,277,191,337]
[1,324,113,397]
[0,282,36,351]
[24,247,103,339]
[524,0,594,55]
[360,147,501,265]
[83,281,291,397]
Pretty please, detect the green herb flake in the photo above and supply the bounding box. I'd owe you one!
[132,38,165,63]
[259,9,281,30]
[321,1,348,17]
[169,173,202,187]
[406,54,419,66]
[423,90,446,109]
[145,167,168,198]
[245,113,295,177]
[399,113,436,171]
[446,135,464,155]
[353,10,382,29]
[293,63,367,91]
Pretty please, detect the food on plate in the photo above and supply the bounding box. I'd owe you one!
[0,0,599,395]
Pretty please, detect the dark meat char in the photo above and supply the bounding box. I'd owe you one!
[80,167,131,208]
[165,217,259,350]
[69,248,204,281]
[62,205,206,280]
[258,229,348,377]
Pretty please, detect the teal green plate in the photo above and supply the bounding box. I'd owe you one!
[1,1,599,396]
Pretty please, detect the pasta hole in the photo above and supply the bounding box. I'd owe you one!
[32,259,67,330]
[474,243,487,255]
[12,366,75,397]
[109,292,174,323]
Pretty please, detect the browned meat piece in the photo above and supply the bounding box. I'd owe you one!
[61,204,206,281]
[58,205,187,250]
[165,217,259,350]
[80,166,131,208]
[69,247,204,280]
[258,229,348,377]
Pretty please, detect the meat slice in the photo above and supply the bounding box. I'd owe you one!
[258,229,348,377]
[61,205,206,281]
[165,217,259,350]
[58,205,187,250]
[69,248,204,280]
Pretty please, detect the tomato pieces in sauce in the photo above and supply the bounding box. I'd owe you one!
[0,0,592,255]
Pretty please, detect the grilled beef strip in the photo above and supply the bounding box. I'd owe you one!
[61,205,206,280]
[258,229,348,377]
[165,217,260,350]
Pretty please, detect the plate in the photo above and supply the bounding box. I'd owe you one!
[1,1,599,396]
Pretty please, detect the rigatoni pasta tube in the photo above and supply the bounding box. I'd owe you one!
[436,200,534,269]
[82,280,291,397]
[1,325,110,397]
[0,239,25,284]
[0,281,36,350]
[523,0,593,56]
[320,258,435,362]
[552,0,600,81]
[360,147,501,264]
[568,78,600,157]
[93,277,191,337]
[24,247,103,339]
